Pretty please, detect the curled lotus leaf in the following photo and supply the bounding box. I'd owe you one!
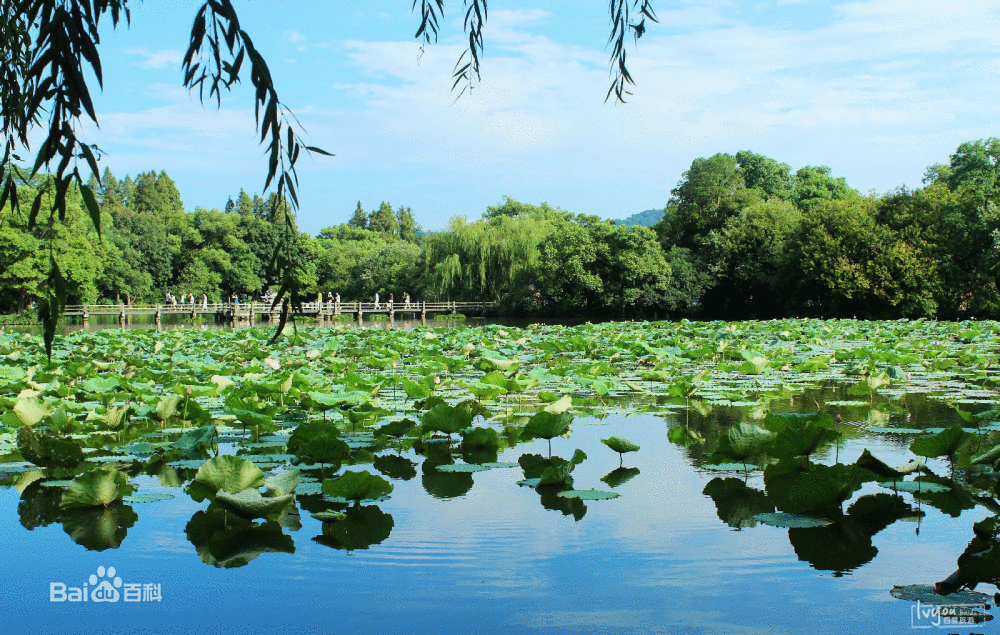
[60,468,136,509]
[601,436,640,455]
[890,584,992,605]
[753,512,832,528]
[215,490,295,519]
[193,455,266,495]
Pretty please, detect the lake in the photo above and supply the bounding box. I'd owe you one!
[0,320,998,634]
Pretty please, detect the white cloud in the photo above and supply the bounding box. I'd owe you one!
[126,48,183,70]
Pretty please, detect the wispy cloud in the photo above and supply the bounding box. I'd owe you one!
[126,48,183,70]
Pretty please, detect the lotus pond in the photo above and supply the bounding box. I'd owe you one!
[3,319,1000,634]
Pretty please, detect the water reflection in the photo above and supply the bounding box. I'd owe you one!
[61,503,138,551]
[312,505,394,551]
[186,507,295,568]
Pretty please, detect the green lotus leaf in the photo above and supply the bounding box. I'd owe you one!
[123,492,176,503]
[768,421,840,459]
[753,512,832,528]
[890,584,992,605]
[667,426,704,446]
[375,418,417,439]
[61,468,136,509]
[601,436,640,455]
[9,397,53,427]
[461,381,504,401]
[171,424,218,453]
[321,469,393,503]
[785,463,867,513]
[193,455,266,495]
[300,435,351,467]
[400,378,431,400]
[264,469,300,497]
[436,463,491,472]
[910,423,976,459]
[716,423,774,462]
[312,511,347,523]
[421,403,473,436]
[461,426,500,450]
[80,376,120,394]
[522,410,573,441]
[557,489,619,500]
[544,395,573,415]
[215,489,295,519]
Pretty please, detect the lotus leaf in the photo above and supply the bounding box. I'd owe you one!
[877,480,951,493]
[557,489,619,500]
[61,468,136,509]
[601,436,640,455]
[461,426,500,451]
[123,492,175,503]
[321,470,393,504]
[716,423,774,462]
[421,403,473,436]
[753,512,832,528]
[215,489,295,519]
[193,455,266,495]
[312,511,347,523]
[436,463,491,472]
[375,418,417,439]
[170,424,217,453]
[910,423,976,459]
[522,411,573,444]
[286,420,341,454]
[890,584,992,605]
[264,469,300,497]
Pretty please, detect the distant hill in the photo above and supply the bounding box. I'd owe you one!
[614,208,664,227]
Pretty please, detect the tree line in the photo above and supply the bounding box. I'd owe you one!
[1,138,998,321]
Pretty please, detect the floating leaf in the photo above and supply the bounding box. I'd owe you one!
[557,489,619,500]
[192,455,266,495]
[61,468,136,509]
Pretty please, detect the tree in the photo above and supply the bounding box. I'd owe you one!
[2,0,662,354]
[347,201,368,230]
[396,205,419,243]
[368,202,399,238]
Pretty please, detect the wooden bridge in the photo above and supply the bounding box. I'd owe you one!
[63,301,496,327]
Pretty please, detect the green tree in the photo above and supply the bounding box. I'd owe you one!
[368,201,399,238]
[396,205,419,243]
[347,201,368,230]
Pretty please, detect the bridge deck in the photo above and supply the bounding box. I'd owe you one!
[62,301,495,320]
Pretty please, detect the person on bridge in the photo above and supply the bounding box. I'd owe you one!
[201,293,208,309]
[335,292,340,304]
[404,292,410,307]
[374,292,380,309]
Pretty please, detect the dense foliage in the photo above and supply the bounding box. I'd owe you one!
[2,140,999,320]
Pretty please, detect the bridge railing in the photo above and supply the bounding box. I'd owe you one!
[63,301,495,316]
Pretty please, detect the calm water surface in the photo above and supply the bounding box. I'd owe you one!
[1,398,986,635]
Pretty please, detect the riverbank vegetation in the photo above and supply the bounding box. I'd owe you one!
[1,139,998,321]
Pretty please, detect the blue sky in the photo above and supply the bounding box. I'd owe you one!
[77,0,1000,235]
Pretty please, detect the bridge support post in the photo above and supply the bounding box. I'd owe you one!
[82,309,89,329]
[155,305,161,327]
[119,305,126,328]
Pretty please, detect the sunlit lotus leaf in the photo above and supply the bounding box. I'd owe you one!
[557,489,619,500]
[80,376,120,394]
[0,365,26,384]
[971,443,1000,466]
[401,378,430,400]
[193,455,265,495]
[321,470,393,504]
[890,584,992,606]
[454,399,492,421]
[544,395,573,415]
[61,468,136,509]
[264,469,300,497]
[716,423,774,462]
[17,425,84,468]
[312,511,347,522]
[910,423,976,459]
[436,463,491,472]
[61,502,138,551]
[210,375,235,392]
[477,357,519,372]
[753,512,832,528]
[421,403,473,436]
[153,394,183,421]
[170,424,217,453]
[215,489,295,519]
[123,492,175,503]
[461,382,503,401]
[7,396,53,427]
